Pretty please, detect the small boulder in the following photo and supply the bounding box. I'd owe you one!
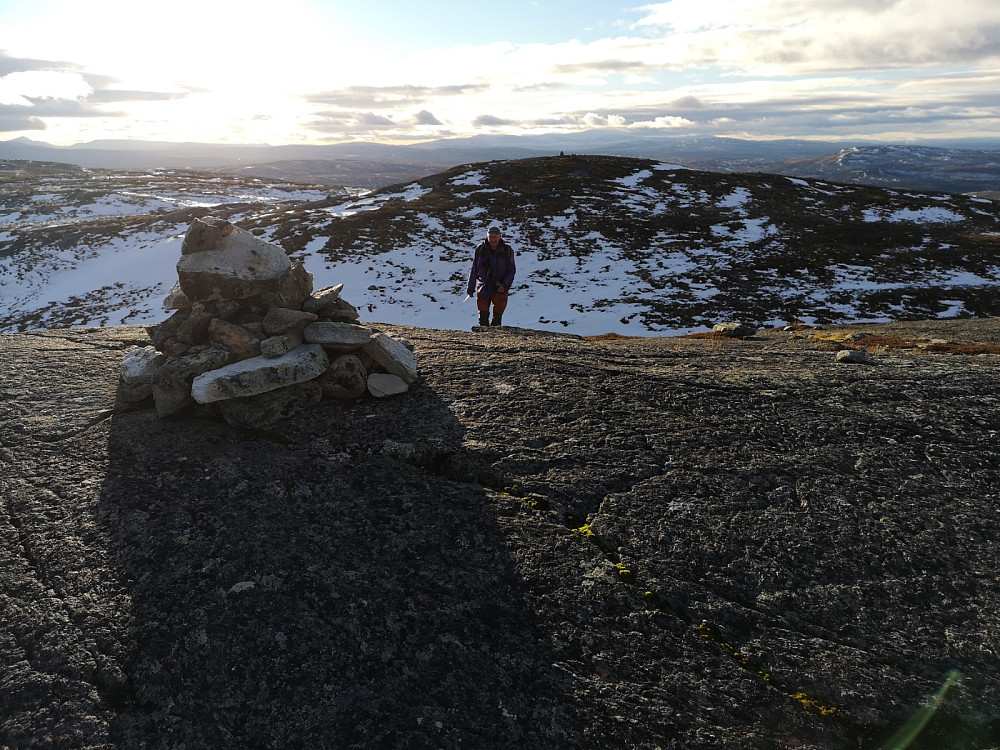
[115,346,164,411]
[120,346,164,385]
[712,322,757,339]
[151,344,231,418]
[163,282,191,311]
[835,349,869,364]
[319,355,368,399]
[176,310,212,345]
[302,284,344,315]
[208,319,260,362]
[260,329,305,358]
[180,216,234,255]
[320,297,361,324]
[146,309,188,350]
[263,306,318,335]
[263,259,314,310]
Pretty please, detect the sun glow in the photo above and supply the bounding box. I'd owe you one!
[1,0,998,145]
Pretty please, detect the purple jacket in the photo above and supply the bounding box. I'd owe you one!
[466,238,516,298]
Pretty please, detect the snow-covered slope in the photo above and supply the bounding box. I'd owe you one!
[0,162,345,331]
[2,156,998,335]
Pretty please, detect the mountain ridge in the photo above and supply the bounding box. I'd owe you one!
[4,132,1000,193]
[2,154,999,336]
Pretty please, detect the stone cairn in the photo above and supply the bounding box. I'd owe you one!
[114,216,418,429]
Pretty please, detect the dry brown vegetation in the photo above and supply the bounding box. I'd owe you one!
[812,331,1000,355]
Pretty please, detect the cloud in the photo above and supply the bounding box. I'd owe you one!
[511,81,570,93]
[0,111,45,132]
[670,96,706,110]
[529,116,581,127]
[307,110,405,135]
[582,112,627,127]
[473,114,517,127]
[414,109,442,126]
[86,89,187,103]
[0,64,180,123]
[0,52,75,76]
[306,84,490,109]
[631,0,1000,74]
[0,70,91,106]
[4,3,1000,144]
[551,59,653,75]
[630,115,696,129]
[19,97,123,118]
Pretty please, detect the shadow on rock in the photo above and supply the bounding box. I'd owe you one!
[100,382,550,748]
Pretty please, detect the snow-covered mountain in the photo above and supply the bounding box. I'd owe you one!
[2,156,999,336]
[773,144,1000,196]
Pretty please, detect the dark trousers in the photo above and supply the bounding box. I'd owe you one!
[476,291,509,316]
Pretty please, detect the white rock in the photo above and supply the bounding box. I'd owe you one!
[190,344,330,403]
[367,373,409,398]
[363,332,418,383]
[121,346,165,385]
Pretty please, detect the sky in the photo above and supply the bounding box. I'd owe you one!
[1,0,999,146]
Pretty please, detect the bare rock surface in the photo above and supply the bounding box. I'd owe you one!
[3,320,1000,749]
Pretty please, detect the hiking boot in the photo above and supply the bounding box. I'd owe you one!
[490,313,503,327]
[478,311,489,327]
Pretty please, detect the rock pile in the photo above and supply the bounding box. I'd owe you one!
[114,216,418,428]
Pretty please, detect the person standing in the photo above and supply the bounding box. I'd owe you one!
[466,225,516,328]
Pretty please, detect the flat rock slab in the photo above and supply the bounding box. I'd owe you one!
[5,320,1000,749]
[367,372,409,398]
[304,321,373,349]
[363,332,418,383]
[190,344,329,403]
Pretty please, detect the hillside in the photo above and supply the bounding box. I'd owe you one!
[2,155,999,337]
[5,134,1000,194]
[3,318,1000,748]
[0,160,347,332]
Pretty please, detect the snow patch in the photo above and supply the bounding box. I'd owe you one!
[450,170,486,186]
[863,207,966,224]
[614,169,653,189]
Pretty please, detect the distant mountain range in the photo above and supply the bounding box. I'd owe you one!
[3,131,1000,194]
